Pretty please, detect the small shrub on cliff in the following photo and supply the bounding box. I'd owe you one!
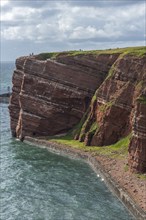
[137,95,146,104]
[99,101,114,113]
[89,121,99,136]
[37,52,59,60]
[106,65,115,80]
[91,94,97,104]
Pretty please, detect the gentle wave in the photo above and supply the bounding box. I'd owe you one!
[0,107,135,218]
[0,62,14,95]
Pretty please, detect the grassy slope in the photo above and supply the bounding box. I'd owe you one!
[48,134,131,159]
[48,134,146,179]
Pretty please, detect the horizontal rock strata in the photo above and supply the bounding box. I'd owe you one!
[9,53,118,139]
[9,49,146,173]
[128,94,146,173]
[75,54,146,173]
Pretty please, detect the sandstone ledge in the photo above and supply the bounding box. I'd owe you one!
[24,136,146,220]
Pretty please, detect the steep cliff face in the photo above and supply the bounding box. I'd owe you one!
[9,53,118,139]
[9,47,146,173]
[9,58,25,136]
[75,53,146,173]
[128,93,146,173]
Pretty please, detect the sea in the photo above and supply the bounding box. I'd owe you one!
[0,62,135,220]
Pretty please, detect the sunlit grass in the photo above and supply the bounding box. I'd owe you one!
[66,46,146,57]
[137,95,146,104]
[37,46,146,60]
[136,174,146,180]
[48,134,131,158]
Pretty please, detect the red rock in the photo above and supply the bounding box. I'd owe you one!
[9,53,118,139]
[75,54,146,173]
[128,96,146,173]
[9,51,146,173]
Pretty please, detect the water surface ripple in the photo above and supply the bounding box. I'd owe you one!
[0,103,135,220]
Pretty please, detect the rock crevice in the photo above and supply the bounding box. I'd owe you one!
[9,50,146,173]
[9,53,118,139]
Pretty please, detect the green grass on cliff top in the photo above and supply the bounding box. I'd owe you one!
[137,95,146,104]
[37,46,146,60]
[48,134,131,159]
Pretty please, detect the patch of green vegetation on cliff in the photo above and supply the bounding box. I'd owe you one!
[65,46,146,57]
[137,95,146,104]
[136,81,144,92]
[99,101,114,113]
[121,46,146,57]
[82,115,90,130]
[37,52,59,60]
[48,134,131,158]
[78,115,90,141]
[136,174,146,180]
[72,117,85,137]
[71,109,89,137]
[89,121,98,135]
[37,46,146,60]
[71,93,97,139]
[106,65,115,79]
[74,93,98,140]
[91,94,97,104]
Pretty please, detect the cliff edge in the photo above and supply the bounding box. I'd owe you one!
[9,47,146,173]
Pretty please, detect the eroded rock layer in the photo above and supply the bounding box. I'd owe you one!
[75,54,146,173]
[9,49,146,173]
[128,93,146,173]
[9,53,118,139]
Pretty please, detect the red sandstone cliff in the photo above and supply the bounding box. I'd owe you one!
[9,53,118,139]
[128,93,146,173]
[75,53,146,173]
[9,48,146,173]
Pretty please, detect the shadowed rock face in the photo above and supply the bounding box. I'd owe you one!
[128,94,146,173]
[75,54,146,173]
[9,53,118,139]
[9,51,146,173]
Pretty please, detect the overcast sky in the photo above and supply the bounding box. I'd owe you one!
[0,0,145,61]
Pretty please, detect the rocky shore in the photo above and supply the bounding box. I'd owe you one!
[24,136,146,220]
[8,47,146,219]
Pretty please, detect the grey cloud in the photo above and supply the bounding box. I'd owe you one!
[2,0,144,13]
[1,0,145,61]
[9,0,50,8]
[40,8,61,19]
[1,0,57,16]
[68,24,145,43]
[68,0,145,7]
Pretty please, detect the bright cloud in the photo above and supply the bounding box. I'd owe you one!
[1,6,42,21]
[0,0,9,7]
[1,0,145,61]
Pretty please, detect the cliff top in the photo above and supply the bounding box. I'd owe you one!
[36,46,146,60]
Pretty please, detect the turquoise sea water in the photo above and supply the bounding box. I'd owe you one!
[0,63,135,220]
[0,61,15,94]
